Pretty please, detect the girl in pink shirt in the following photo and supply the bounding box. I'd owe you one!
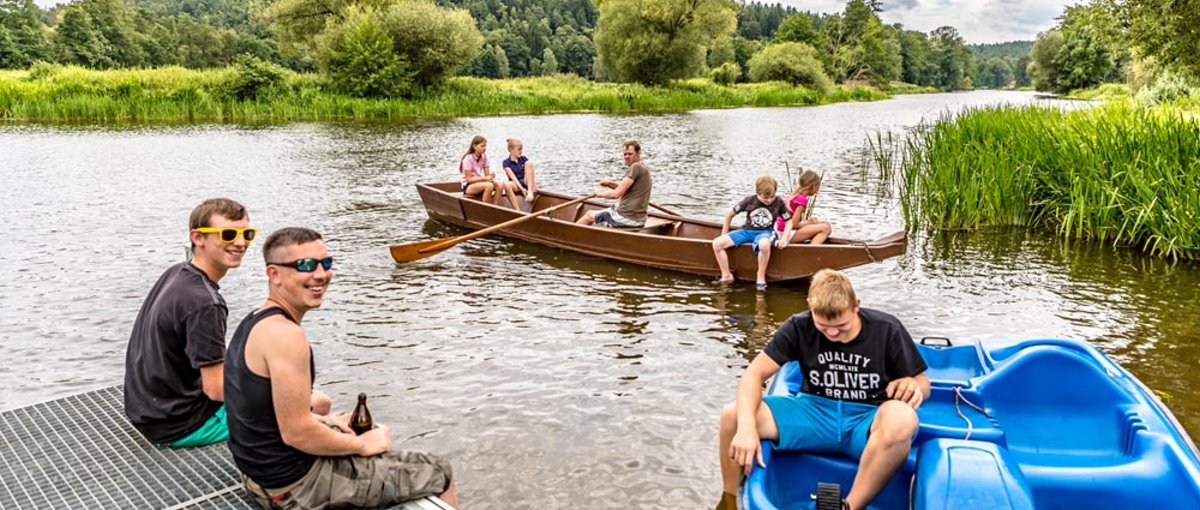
[776,170,832,244]
[459,135,520,209]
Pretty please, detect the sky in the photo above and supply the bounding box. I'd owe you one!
[780,0,1074,44]
[29,0,1071,45]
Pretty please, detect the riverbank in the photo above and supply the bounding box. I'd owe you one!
[0,65,934,123]
[870,99,1200,260]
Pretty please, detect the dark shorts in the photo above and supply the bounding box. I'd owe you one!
[242,450,452,509]
[763,392,878,459]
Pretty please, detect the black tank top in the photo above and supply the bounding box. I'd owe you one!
[225,307,316,488]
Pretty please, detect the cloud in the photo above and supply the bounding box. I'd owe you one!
[778,0,1072,44]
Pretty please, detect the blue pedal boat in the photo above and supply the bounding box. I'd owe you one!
[742,338,1200,509]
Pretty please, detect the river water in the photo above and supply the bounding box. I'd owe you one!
[2,91,1198,508]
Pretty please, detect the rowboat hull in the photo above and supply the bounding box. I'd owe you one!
[403,182,906,282]
[743,338,1200,509]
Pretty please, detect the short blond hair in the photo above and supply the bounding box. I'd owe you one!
[807,269,857,317]
[755,175,777,196]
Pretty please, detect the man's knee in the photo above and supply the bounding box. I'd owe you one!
[719,402,737,432]
[874,401,919,441]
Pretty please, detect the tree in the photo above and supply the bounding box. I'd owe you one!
[1028,30,1064,92]
[0,0,50,67]
[859,19,900,85]
[315,8,412,97]
[541,47,558,74]
[929,26,973,90]
[774,13,820,47]
[899,29,935,86]
[747,41,833,93]
[1050,4,1125,92]
[1125,0,1200,78]
[56,6,112,68]
[976,57,1013,88]
[593,0,737,84]
[273,0,481,90]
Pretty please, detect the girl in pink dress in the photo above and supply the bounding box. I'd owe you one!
[776,170,832,244]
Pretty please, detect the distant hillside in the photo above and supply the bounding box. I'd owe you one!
[969,41,1033,62]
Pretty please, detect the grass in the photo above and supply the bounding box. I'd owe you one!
[869,100,1200,260]
[0,65,896,123]
[1068,83,1133,101]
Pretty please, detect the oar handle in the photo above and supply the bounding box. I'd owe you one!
[419,194,597,254]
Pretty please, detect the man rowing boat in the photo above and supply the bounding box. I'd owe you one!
[577,139,653,228]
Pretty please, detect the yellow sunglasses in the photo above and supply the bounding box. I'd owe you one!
[195,227,257,244]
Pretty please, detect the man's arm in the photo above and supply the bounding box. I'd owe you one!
[729,352,782,472]
[200,363,223,401]
[599,177,635,199]
[260,322,389,457]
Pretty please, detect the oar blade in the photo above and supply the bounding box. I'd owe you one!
[390,238,454,262]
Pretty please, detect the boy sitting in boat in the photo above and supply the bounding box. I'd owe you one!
[716,269,929,510]
[711,175,796,290]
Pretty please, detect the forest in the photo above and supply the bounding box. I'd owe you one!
[1,0,981,95]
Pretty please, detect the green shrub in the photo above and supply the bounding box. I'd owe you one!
[316,9,413,98]
[379,0,482,89]
[227,54,287,101]
[28,61,62,81]
[710,62,740,86]
[747,42,832,94]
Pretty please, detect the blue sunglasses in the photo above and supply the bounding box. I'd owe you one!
[268,256,333,273]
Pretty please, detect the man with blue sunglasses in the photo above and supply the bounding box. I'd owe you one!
[226,227,458,509]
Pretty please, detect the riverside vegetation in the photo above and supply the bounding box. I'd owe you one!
[0,62,913,123]
[869,100,1200,261]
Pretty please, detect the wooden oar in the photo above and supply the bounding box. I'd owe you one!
[648,201,683,217]
[390,193,597,262]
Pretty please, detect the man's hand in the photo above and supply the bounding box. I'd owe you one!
[886,377,924,409]
[357,424,392,456]
[317,412,354,435]
[598,179,618,189]
[729,426,765,475]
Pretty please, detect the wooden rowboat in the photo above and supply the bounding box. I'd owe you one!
[395,182,907,282]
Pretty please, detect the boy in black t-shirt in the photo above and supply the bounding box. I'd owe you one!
[715,269,929,510]
[711,175,796,290]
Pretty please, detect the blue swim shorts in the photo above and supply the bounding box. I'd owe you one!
[763,392,878,459]
[728,229,776,255]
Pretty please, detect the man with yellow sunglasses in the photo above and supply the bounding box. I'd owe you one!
[123,198,256,448]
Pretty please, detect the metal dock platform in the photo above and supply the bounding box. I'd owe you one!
[0,386,451,509]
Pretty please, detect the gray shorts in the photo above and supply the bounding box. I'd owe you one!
[242,450,452,509]
[594,207,644,228]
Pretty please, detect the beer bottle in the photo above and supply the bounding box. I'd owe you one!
[349,393,373,435]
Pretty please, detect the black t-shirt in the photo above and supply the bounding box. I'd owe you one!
[124,261,227,443]
[225,307,316,489]
[764,308,926,405]
[733,194,792,231]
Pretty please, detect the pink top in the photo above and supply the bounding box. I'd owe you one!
[776,193,809,231]
[460,153,489,188]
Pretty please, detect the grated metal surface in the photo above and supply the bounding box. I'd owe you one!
[0,386,442,510]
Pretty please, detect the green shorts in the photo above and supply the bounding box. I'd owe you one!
[242,450,453,510]
[163,406,228,448]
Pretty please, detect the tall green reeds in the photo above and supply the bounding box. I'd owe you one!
[0,65,892,123]
[871,101,1200,260]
